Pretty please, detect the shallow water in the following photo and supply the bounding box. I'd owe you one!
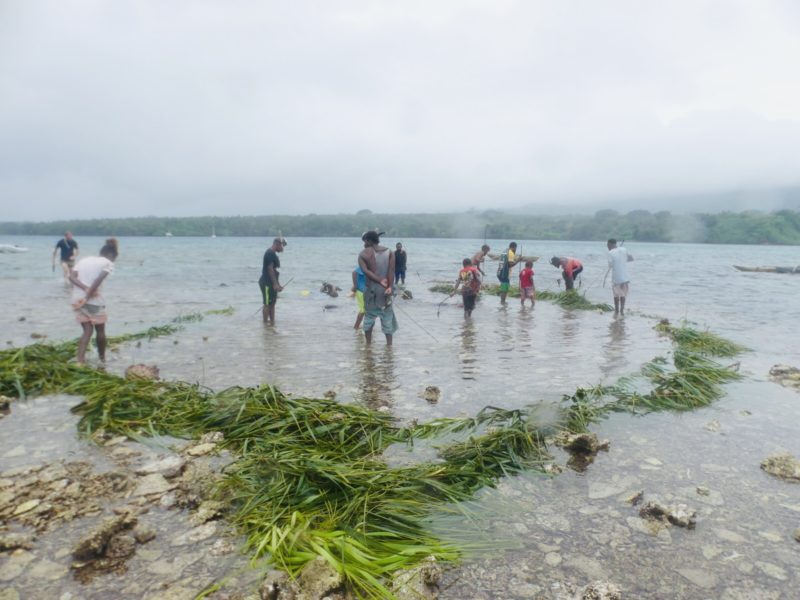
[1,235,799,598]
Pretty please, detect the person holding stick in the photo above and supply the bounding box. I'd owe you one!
[259,237,286,325]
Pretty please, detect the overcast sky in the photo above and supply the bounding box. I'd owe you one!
[2,0,800,220]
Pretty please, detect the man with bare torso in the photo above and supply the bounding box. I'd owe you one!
[358,231,398,346]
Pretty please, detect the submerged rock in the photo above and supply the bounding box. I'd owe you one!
[768,364,800,390]
[638,500,696,529]
[579,581,622,600]
[135,456,186,479]
[760,453,800,482]
[557,432,610,455]
[295,556,344,599]
[72,512,138,560]
[391,555,442,600]
[320,282,341,298]
[124,364,160,380]
[793,528,800,543]
[423,386,441,403]
[0,532,35,551]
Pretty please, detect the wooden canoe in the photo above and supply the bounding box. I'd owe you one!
[733,265,800,273]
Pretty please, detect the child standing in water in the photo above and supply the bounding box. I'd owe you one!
[519,260,535,307]
[453,258,481,318]
[69,238,119,364]
[351,265,366,330]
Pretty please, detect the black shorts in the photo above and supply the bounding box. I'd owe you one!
[463,293,476,312]
[259,280,278,306]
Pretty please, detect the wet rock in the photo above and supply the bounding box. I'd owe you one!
[171,522,218,546]
[174,462,219,509]
[320,282,341,297]
[391,556,442,600]
[258,569,291,600]
[545,552,562,567]
[0,532,35,551]
[794,528,800,543]
[72,512,138,560]
[677,568,717,589]
[323,390,337,399]
[624,490,643,506]
[704,420,721,432]
[209,538,236,556]
[189,500,225,525]
[543,463,564,475]
[106,534,137,559]
[714,528,746,543]
[124,364,160,380]
[638,501,696,529]
[696,485,710,496]
[557,432,610,455]
[422,386,440,403]
[133,474,176,497]
[768,364,800,390]
[295,556,344,599]
[186,443,217,457]
[27,558,69,581]
[133,524,157,544]
[12,499,41,516]
[199,431,224,444]
[760,453,800,482]
[0,550,35,582]
[579,581,622,600]
[136,456,186,479]
[755,561,787,581]
[0,588,20,600]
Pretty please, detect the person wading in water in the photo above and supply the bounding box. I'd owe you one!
[358,231,398,346]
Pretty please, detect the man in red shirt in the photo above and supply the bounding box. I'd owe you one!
[550,256,583,290]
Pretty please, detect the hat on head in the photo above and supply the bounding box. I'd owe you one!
[361,230,385,243]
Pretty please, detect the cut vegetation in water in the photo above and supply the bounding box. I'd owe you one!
[0,313,747,598]
[429,283,613,311]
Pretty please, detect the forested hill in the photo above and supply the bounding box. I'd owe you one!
[2,209,800,245]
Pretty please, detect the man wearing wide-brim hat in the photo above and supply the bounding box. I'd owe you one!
[358,230,398,346]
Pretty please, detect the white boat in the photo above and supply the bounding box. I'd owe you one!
[211,226,217,238]
[0,244,29,253]
[165,231,173,237]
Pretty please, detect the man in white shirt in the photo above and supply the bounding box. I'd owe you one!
[604,239,634,316]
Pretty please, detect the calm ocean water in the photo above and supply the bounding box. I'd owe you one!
[1,234,799,598]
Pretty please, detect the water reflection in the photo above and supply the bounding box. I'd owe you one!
[355,345,396,410]
[459,319,478,380]
[600,316,628,376]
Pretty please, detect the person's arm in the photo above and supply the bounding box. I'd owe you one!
[85,271,109,299]
[358,251,382,285]
[71,242,79,260]
[52,245,58,270]
[385,252,395,295]
[266,264,282,291]
[68,269,87,292]
[452,276,462,295]
[351,270,357,292]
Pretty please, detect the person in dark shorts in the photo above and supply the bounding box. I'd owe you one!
[394,242,407,285]
[453,258,481,318]
[259,237,286,324]
[550,256,583,290]
[497,242,522,305]
[52,231,79,282]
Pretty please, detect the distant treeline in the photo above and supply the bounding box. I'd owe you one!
[2,209,800,245]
